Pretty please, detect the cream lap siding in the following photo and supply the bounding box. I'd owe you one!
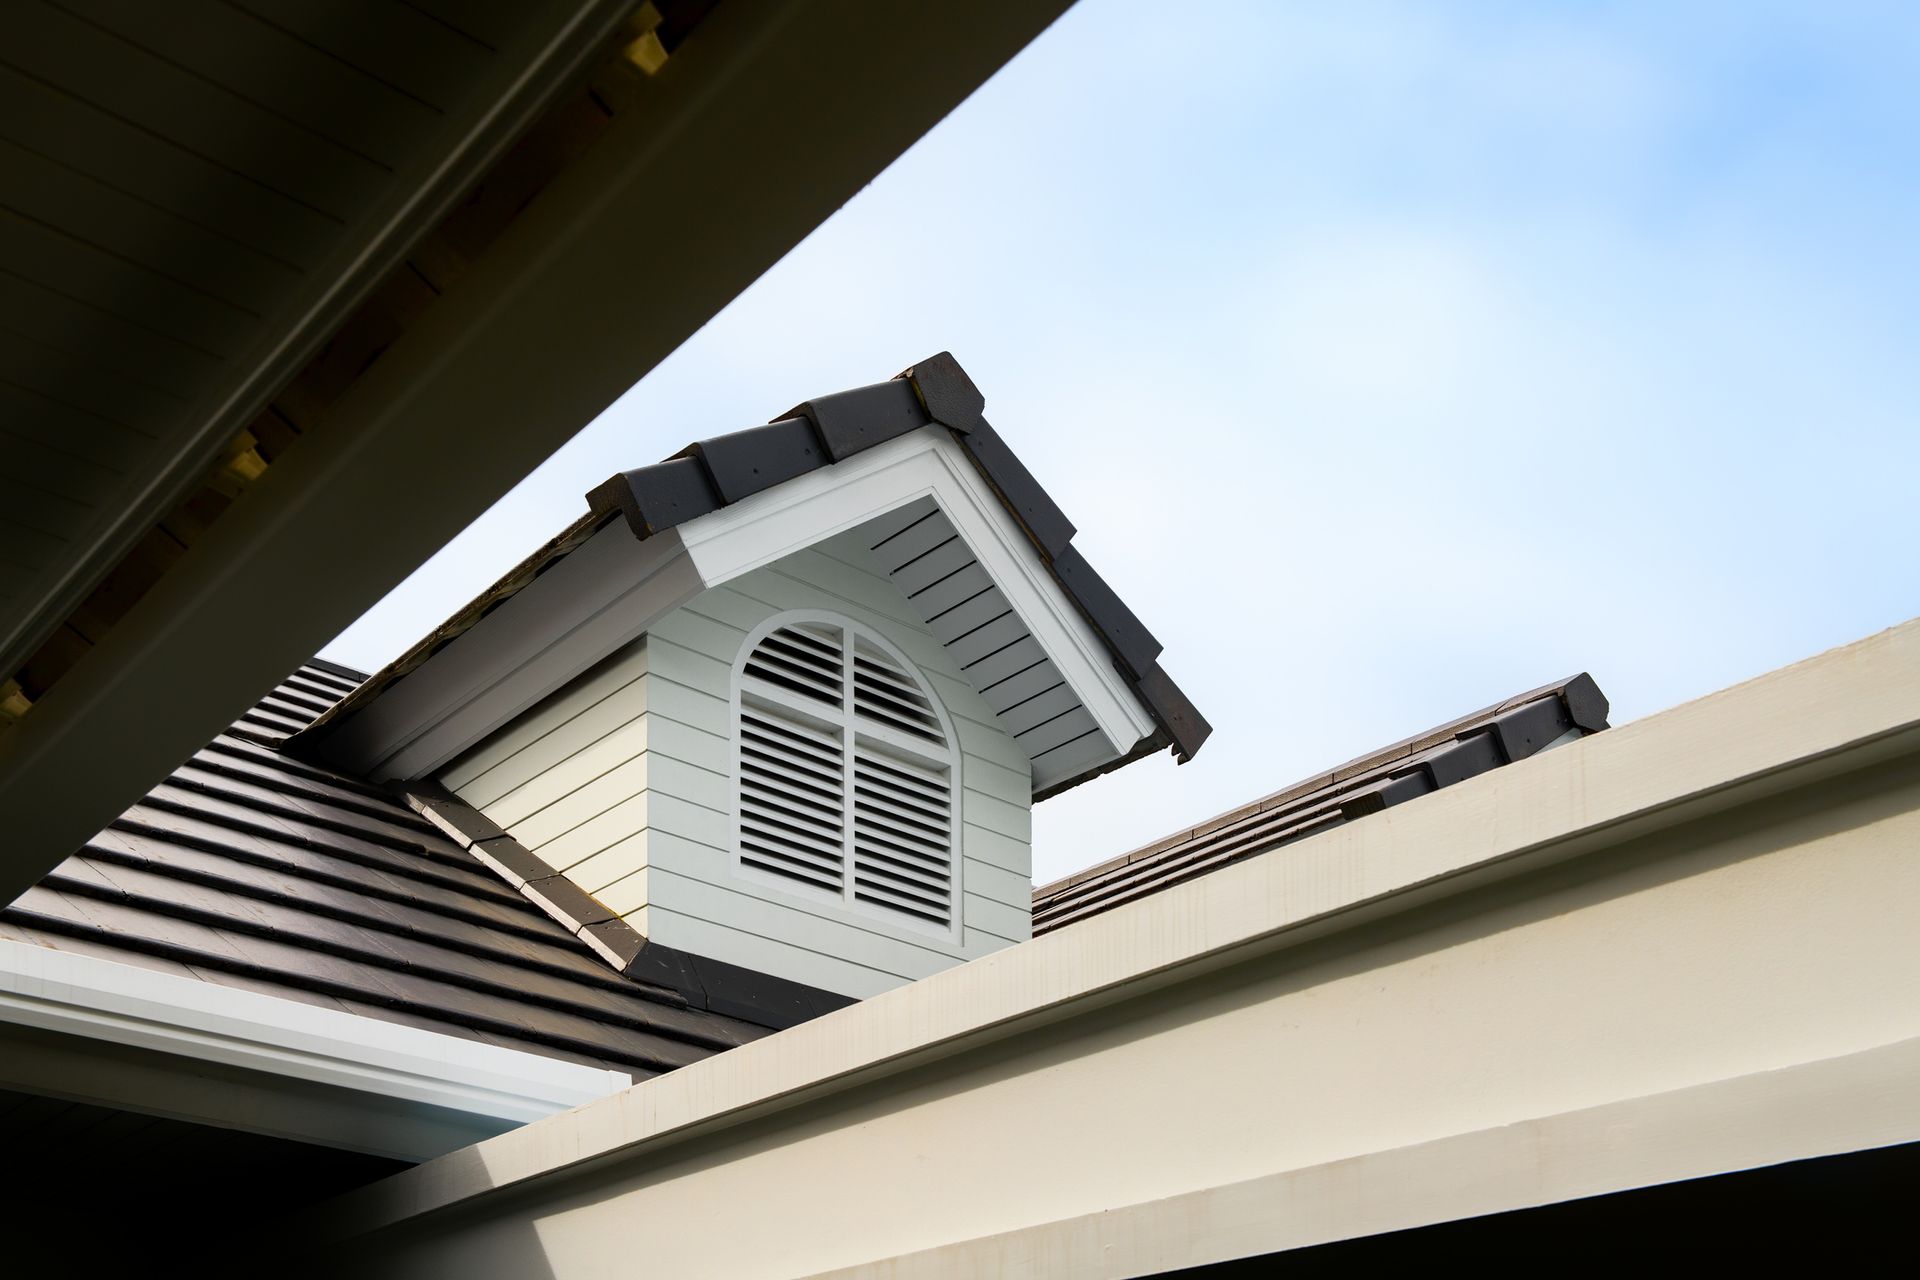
[439,526,1035,999]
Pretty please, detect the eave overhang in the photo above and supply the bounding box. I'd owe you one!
[297,355,1208,794]
[0,938,631,1163]
[0,0,1078,904]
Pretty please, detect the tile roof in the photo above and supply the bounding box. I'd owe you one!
[2,662,774,1080]
[1031,675,1611,936]
[299,353,1208,789]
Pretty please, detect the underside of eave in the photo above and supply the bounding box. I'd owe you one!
[0,0,701,735]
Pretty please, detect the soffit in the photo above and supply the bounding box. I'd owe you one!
[296,356,1208,793]
[0,0,625,682]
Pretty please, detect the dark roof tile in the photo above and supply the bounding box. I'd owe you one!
[1032,675,1610,935]
[2,663,777,1081]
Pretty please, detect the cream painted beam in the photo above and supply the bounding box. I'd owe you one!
[305,621,1920,1276]
[0,0,1076,899]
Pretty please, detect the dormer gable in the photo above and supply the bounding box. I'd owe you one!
[292,355,1206,999]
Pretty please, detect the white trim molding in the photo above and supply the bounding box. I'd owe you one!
[0,941,630,1162]
[326,427,1156,789]
[729,609,966,944]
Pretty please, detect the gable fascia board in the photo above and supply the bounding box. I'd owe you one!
[328,428,1156,785]
[0,940,630,1162]
[675,425,1159,760]
[326,525,701,782]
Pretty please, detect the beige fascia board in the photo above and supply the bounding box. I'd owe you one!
[311,616,1920,1240]
[809,1035,1920,1278]
[0,0,1079,900]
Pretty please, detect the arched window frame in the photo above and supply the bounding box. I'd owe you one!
[728,609,963,940]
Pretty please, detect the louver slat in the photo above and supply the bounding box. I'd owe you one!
[739,708,844,892]
[745,625,843,706]
[737,619,956,931]
[852,646,943,743]
[852,745,952,927]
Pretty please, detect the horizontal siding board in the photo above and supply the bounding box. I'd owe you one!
[647,910,901,1000]
[534,790,728,875]
[960,785,1032,843]
[959,753,1032,806]
[962,858,1033,910]
[645,870,964,980]
[567,833,649,899]
[597,867,650,918]
[442,641,648,793]
[952,714,1035,776]
[962,892,1032,943]
[961,822,1031,876]
[644,633,731,698]
[646,607,748,667]
[508,753,723,854]
[481,718,650,829]
[644,675,729,739]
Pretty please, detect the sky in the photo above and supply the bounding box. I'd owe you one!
[324,0,1920,886]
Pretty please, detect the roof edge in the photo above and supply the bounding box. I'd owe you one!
[591,352,1210,776]
[1034,673,1608,905]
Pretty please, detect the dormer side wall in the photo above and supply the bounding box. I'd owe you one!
[439,530,1034,999]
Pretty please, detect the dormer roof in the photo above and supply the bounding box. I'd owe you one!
[294,354,1208,795]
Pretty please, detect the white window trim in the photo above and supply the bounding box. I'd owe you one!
[682,426,1156,760]
[729,608,965,944]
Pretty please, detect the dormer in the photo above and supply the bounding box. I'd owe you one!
[293,355,1206,1003]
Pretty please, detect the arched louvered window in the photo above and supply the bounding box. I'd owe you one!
[733,614,958,933]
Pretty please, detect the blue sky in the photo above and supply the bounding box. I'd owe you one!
[325,1,1920,884]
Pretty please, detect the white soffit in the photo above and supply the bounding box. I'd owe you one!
[0,940,629,1162]
[338,428,1154,789]
[675,427,1158,784]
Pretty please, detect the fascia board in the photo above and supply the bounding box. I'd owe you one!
[309,616,1920,1233]
[675,426,1159,757]
[330,525,701,781]
[0,939,629,1161]
[345,429,1156,784]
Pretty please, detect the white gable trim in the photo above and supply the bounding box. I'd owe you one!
[0,940,630,1162]
[332,427,1155,786]
[675,426,1157,761]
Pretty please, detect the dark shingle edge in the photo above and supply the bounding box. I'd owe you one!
[1031,674,1609,933]
[397,782,854,1031]
[585,352,1207,778]
[293,355,1208,788]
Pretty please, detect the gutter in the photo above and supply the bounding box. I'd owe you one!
[311,616,1920,1239]
[0,940,630,1163]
